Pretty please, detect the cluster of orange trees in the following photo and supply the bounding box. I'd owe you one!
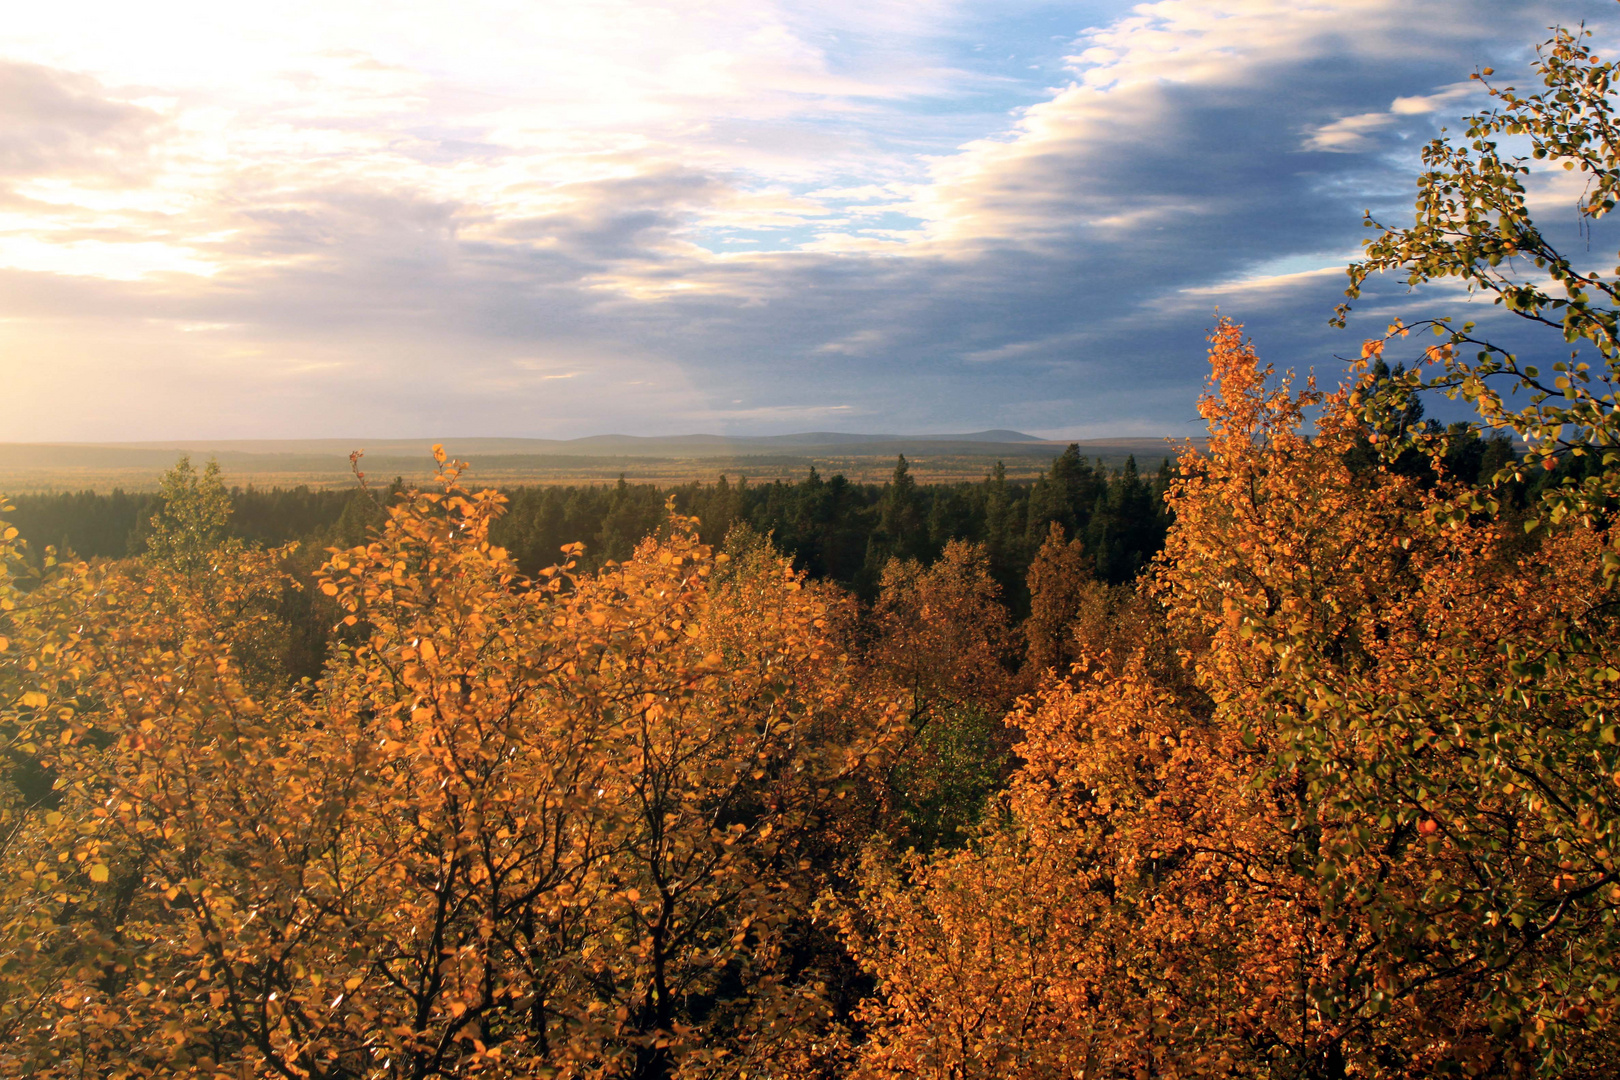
[851,322,1620,1078]
[3,316,1619,1077]
[8,17,1620,1079]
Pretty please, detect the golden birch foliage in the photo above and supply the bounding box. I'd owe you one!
[851,322,1620,1078]
[1021,521,1183,692]
[0,451,898,1080]
[0,500,63,1063]
[1161,324,1620,1073]
[0,523,296,1078]
[869,540,1015,719]
[850,656,1315,1078]
[867,541,1016,847]
[1022,522,1090,678]
[848,661,1258,1080]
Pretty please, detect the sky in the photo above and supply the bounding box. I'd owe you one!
[1,0,1615,441]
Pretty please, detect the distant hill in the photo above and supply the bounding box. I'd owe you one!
[85,430,1048,455]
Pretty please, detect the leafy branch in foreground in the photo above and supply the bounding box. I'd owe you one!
[1336,14,1620,535]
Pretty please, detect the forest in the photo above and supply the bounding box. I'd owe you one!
[3,447,1178,598]
[5,20,1620,1080]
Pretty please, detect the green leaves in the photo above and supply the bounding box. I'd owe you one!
[144,456,236,576]
[1336,23,1620,551]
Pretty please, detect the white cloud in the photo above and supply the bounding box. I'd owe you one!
[0,236,218,279]
[1305,81,1479,150]
[0,0,1610,441]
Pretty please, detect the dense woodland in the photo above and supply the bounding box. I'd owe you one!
[4,448,1175,595]
[5,19,1620,1080]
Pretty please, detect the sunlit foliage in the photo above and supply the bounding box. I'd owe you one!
[849,322,1620,1078]
[0,449,903,1079]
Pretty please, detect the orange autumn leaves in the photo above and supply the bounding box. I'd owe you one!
[4,322,1620,1079]
[849,322,1620,1078]
[0,452,901,1078]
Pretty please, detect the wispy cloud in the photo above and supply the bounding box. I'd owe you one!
[0,60,164,183]
[1304,82,1480,151]
[0,0,1609,441]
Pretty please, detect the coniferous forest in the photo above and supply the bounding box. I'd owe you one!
[8,20,1620,1080]
[5,447,1176,594]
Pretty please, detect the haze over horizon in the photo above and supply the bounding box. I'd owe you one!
[3,0,1613,442]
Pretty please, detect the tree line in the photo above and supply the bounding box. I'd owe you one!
[4,448,1176,601]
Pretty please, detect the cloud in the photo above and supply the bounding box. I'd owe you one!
[0,0,1613,442]
[0,60,163,183]
[1304,82,1479,151]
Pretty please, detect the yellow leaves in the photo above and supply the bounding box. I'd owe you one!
[19,691,47,708]
[1424,342,1455,366]
[854,316,1620,1076]
[0,456,900,1080]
